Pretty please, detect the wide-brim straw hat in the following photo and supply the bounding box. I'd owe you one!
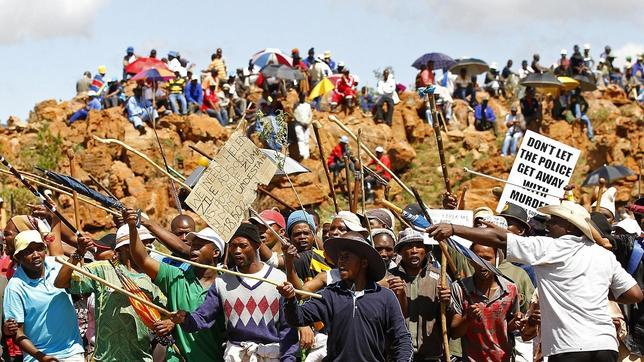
[324,231,386,281]
[537,201,594,240]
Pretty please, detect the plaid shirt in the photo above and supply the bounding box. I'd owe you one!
[453,275,519,362]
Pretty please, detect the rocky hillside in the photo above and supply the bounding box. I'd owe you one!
[1,85,641,232]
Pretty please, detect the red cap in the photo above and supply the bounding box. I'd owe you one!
[250,209,286,229]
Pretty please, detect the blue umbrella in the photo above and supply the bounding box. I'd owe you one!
[411,52,455,70]
[39,168,125,210]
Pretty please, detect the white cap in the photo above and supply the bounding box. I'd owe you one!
[335,211,367,232]
[191,74,200,81]
[591,187,617,218]
[490,62,498,70]
[614,218,642,234]
[561,49,567,55]
[375,146,385,153]
[584,43,591,50]
[339,136,349,144]
[338,61,345,67]
[115,224,155,249]
[187,227,225,254]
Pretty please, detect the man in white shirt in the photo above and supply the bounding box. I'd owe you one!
[293,93,312,159]
[427,201,643,362]
[374,69,397,126]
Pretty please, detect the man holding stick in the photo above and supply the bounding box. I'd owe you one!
[386,228,452,361]
[278,231,412,361]
[124,209,226,361]
[428,201,643,362]
[54,222,167,362]
[171,223,298,361]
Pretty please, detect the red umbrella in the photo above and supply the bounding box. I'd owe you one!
[327,74,343,86]
[125,57,170,75]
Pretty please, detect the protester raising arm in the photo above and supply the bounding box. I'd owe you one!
[53,234,94,288]
[140,216,190,257]
[123,209,162,280]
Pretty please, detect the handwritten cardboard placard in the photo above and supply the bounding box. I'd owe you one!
[186,131,277,242]
[497,130,580,217]
[426,209,473,227]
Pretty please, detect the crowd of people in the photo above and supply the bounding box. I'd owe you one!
[0,175,642,362]
[0,42,641,362]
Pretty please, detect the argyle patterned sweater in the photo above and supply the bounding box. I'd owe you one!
[182,263,298,360]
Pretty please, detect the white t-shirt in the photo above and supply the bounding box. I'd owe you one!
[506,234,637,357]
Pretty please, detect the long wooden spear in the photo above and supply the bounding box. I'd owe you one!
[312,121,339,214]
[67,150,82,231]
[427,91,452,194]
[356,129,372,237]
[92,136,190,189]
[328,115,414,196]
[147,247,321,299]
[56,257,172,315]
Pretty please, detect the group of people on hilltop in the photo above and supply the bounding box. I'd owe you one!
[0,175,642,362]
[70,46,407,143]
[412,44,643,160]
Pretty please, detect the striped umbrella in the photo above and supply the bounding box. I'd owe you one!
[125,57,170,75]
[250,48,293,68]
[130,67,176,82]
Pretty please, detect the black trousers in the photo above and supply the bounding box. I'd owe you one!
[549,350,618,362]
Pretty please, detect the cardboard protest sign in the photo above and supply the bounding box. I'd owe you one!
[186,131,278,242]
[426,209,473,247]
[497,130,580,217]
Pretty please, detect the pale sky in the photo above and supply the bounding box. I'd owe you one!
[0,0,642,122]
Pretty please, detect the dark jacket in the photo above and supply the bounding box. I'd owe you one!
[284,280,412,362]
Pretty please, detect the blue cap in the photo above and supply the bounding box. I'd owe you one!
[286,210,316,236]
[126,46,134,53]
[168,51,177,57]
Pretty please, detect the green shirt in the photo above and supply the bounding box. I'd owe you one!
[69,261,166,362]
[155,263,224,362]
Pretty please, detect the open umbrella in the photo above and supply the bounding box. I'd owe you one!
[557,76,580,91]
[130,67,176,82]
[260,149,310,176]
[449,58,489,76]
[411,52,455,70]
[260,64,304,81]
[308,77,335,100]
[520,72,562,88]
[582,164,634,186]
[327,74,343,86]
[573,74,597,92]
[250,48,293,68]
[125,57,169,75]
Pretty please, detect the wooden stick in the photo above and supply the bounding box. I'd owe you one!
[343,155,354,212]
[356,129,372,237]
[0,169,119,216]
[594,178,606,212]
[312,121,339,214]
[428,94,452,194]
[258,186,296,211]
[328,115,414,196]
[456,187,468,210]
[93,136,190,189]
[67,150,81,231]
[147,247,322,299]
[463,167,563,199]
[55,256,172,315]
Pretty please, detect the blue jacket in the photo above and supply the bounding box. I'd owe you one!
[474,104,496,122]
[284,280,413,361]
[185,82,203,105]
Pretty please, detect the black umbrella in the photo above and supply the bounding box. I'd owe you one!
[573,74,597,92]
[411,52,455,70]
[519,72,562,88]
[449,58,489,76]
[260,64,304,81]
[582,164,634,186]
